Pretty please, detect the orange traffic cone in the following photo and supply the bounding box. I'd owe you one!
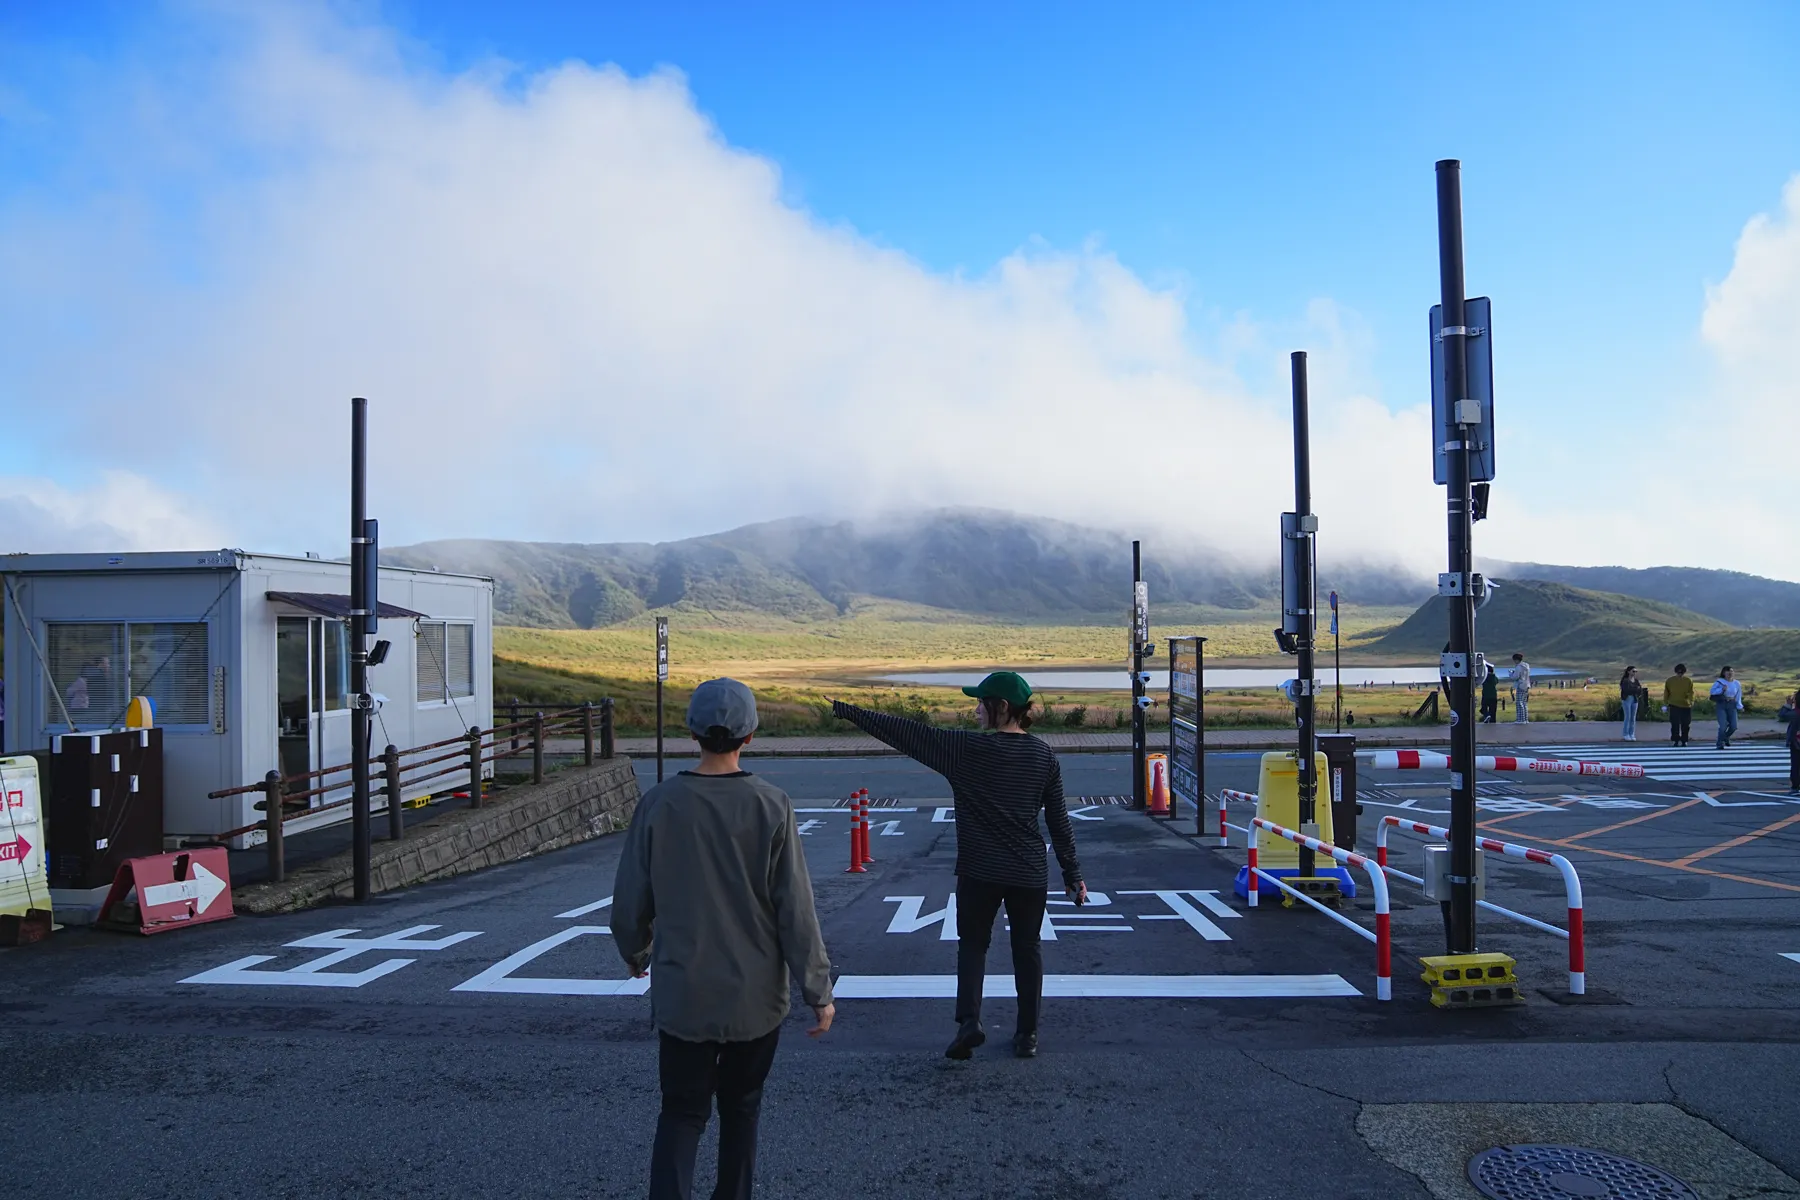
[858,790,875,864]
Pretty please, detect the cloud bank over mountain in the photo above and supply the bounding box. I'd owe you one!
[0,4,1794,581]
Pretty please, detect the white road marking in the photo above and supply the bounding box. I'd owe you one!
[872,820,904,837]
[1069,806,1105,821]
[831,974,1362,999]
[933,807,955,823]
[884,895,958,940]
[554,896,613,919]
[797,819,825,836]
[452,927,650,996]
[1781,953,1800,966]
[1123,889,1237,941]
[182,925,482,988]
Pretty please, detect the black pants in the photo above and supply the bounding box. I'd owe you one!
[955,876,1049,1035]
[1789,743,1799,790]
[1479,696,1497,723]
[1669,706,1692,745]
[650,1028,781,1200]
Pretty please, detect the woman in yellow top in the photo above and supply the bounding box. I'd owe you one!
[1663,664,1694,746]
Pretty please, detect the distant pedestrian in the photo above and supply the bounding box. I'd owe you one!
[1710,666,1744,750]
[1480,664,1498,723]
[833,671,1085,1061]
[1619,667,1642,740]
[612,678,836,1200]
[1778,690,1800,796]
[1511,653,1532,723]
[1663,664,1694,746]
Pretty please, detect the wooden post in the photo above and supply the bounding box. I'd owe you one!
[509,700,521,753]
[600,697,616,759]
[532,711,545,785]
[384,743,403,841]
[582,701,595,767]
[468,726,484,808]
[261,770,285,884]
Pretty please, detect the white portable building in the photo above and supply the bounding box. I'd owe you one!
[1,550,494,844]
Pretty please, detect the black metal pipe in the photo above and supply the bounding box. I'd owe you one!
[1291,353,1317,878]
[262,770,284,884]
[350,397,371,902]
[1131,541,1146,811]
[1437,159,1479,954]
[384,744,403,841]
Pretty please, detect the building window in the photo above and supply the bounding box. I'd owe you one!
[416,622,475,704]
[47,621,211,728]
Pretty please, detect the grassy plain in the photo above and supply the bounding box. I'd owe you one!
[490,598,1477,734]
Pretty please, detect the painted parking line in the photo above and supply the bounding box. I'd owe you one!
[1670,808,1800,868]
[1560,797,1705,841]
[832,974,1363,999]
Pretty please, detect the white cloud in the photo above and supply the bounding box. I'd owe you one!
[0,473,225,554]
[0,3,1443,573]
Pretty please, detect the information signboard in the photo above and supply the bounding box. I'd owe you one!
[656,618,669,682]
[1166,636,1205,811]
[0,756,48,923]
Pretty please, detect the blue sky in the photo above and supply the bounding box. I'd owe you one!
[2,1,1798,576]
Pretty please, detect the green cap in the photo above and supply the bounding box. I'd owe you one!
[961,670,1033,707]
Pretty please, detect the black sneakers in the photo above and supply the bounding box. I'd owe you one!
[1013,1031,1038,1058]
[944,1019,986,1060]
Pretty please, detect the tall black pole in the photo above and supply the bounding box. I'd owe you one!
[1291,353,1317,878]
[1437,160,1479,953]
[349,397,371,902]
[655,615,668,784]
[1131,541,1146,810]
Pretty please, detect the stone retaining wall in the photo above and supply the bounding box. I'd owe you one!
[235,757,639,914]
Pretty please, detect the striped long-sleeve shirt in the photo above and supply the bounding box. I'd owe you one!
[833,702,1082,891]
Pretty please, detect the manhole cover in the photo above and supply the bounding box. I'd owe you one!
[1469,1145,1700,1199]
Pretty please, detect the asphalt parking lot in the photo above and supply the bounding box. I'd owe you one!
[2,749,1796,1198]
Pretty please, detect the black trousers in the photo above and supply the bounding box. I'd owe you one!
[1789,743,1799,790]
[650,1028,781,1200]
[1669,706,1692,744]
[955,876,1049,1035]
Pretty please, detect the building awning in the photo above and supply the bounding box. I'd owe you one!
[266,591,429,620]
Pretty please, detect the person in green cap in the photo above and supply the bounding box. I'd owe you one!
[833,671,1086,1061]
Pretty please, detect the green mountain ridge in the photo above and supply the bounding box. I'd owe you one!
[1364,578,1800,671]
[387,509,1432,628]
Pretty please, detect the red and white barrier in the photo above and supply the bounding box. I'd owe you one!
[1217,789,1257,848]
[1247,817,1391,1001]
[1362,749,1643,779]
[1376,815,1585,994]
[857,790,874,865]
[845,791,867,874]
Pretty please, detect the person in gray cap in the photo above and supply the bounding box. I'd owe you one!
[612,677,835,1200]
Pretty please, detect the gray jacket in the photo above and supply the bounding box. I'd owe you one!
[611,771,833,1043]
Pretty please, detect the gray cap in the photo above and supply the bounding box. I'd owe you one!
[686,677,759,739]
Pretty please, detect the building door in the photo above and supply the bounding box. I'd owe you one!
[312,618,353,808]
[276,618,313,793]
[276,617,355,808]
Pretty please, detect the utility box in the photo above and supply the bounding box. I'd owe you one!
[1318,733,1359,852]
[1421,844,1486,901]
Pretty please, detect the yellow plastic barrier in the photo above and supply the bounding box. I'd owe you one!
[1253,751,1332,869]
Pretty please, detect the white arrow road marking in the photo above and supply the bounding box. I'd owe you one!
[554,895,613,919]
[831,974,1361,999]
[1068,806,1105,821]
[452,927,651,996]
[142,863,227,914]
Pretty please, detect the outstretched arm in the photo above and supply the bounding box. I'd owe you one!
[832,701,966,777]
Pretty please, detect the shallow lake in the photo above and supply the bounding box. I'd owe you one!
[876,665,1569,691]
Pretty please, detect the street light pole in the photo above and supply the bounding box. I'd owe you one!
[1437,160,1480,954]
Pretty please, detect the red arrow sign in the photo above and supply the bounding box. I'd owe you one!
[0,835,32,864]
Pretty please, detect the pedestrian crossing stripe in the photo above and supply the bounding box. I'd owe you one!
[1526,744,1791,782]
[830,973,1362,999]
